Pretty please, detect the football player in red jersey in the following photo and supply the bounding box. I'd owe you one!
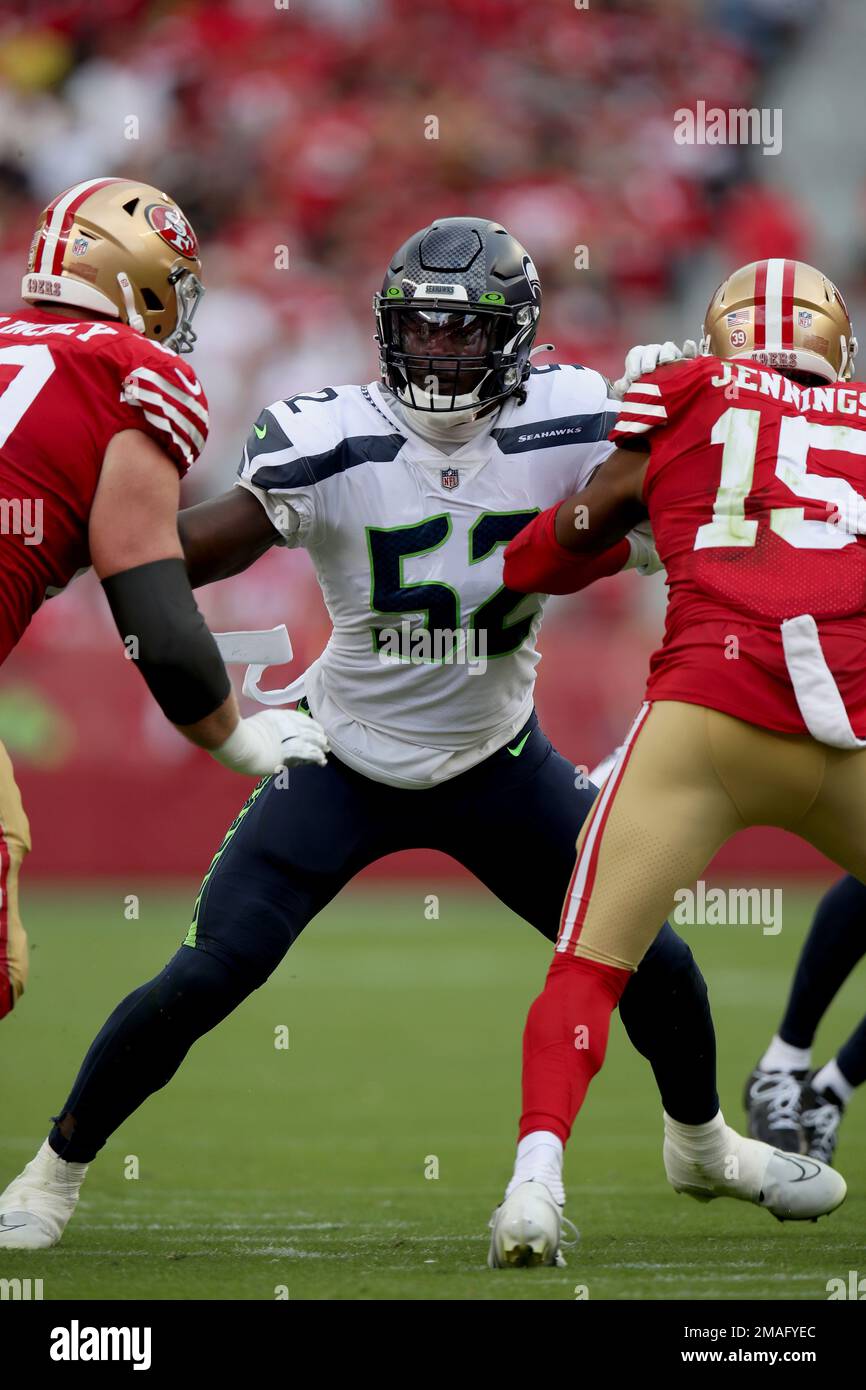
[0,178,328,1019]
[489,259,864,1264]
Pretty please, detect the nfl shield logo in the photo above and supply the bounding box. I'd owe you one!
[72,237,89,257]
[441,467,460,490]
[798,310,813,328]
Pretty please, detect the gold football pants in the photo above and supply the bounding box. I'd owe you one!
[0,740,30,1017]
[558,700,866,971]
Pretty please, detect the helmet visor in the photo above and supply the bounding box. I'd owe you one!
[390,307,502,402]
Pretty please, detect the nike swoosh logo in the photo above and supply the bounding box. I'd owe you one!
[770,1151,824,1181]
[174,368,202,395]
[507,732,531,757]
[0,1216,27,1230]
[253,423,267,439]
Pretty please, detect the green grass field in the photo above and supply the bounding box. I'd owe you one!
[1,883,864,1301]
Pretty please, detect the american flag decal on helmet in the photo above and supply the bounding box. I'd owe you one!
[441,467,460,490]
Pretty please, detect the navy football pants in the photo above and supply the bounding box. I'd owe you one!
[50,711,718,1161]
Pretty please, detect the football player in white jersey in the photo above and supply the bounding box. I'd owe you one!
[1,219,836,1254]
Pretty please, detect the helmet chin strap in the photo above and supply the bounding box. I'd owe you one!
[116,271,145,334]
[399,372,491,416]
[409,397,484,423]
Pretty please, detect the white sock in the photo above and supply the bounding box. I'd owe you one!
[812,1059,854,1104]
[759,1034,811,1074]
[505,1130,565,1205]
[664,1110,767,1197]
[32,1139,89,1191]
[664,1108,729,1164]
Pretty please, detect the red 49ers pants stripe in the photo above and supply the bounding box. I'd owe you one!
[556,702,651,955]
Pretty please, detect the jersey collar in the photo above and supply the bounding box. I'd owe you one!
[366,380,511,475]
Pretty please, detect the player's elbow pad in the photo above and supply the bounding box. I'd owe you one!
[504,505,630,595]
[102,558,231,725]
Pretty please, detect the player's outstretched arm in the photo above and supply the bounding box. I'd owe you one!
[178,488,279,588]
[90,430,328,775]
[554,445,650,552]
[504,445,651,595]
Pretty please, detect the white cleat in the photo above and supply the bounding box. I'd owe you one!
[488,1180,577,1268]
[755,1148,846,1222]
[0,1141,88,1250]
[664,1125,846,1222]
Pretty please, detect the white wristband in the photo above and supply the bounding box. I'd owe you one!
[211,719,267,774]
[209,709,329,777]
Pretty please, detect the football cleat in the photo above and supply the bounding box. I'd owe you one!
[800,1076,845,1167]
[487,1180,577,1269]
[743,1065,806,1152]
[0,1141,87,1249]
[757,1148,847,1221]
[665,1124,846,1221]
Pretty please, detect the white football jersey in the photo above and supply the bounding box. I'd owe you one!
[237,366,619,788]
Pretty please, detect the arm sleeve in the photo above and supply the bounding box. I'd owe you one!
[116,343,210,475]
[102,558,230,725]
[504,504,631,595]
[234,404,317,549]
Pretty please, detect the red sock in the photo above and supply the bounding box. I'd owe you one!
[519,952,631,1143]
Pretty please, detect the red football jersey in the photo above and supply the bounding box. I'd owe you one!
[610,355,866,736]
[0,307,208,664]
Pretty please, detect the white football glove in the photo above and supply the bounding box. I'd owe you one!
[612,339,698,399]
[210,709,329,777]
[622,519,664,576]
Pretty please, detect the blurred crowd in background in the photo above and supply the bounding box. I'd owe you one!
[0,0,853,874]
[0,0,826,476]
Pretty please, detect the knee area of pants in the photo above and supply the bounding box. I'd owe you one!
[548,948,631,988]
[663,944,707,998]
[173,945,271,998]
[639,933,705,985]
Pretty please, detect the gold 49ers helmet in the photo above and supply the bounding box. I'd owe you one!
[700,258,857,384]
[21,177,204,353]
